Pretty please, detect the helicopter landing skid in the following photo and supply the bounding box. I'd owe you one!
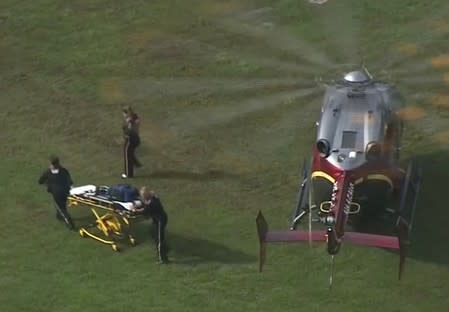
[290,159,312,230]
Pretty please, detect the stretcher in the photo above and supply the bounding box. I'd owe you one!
[68,185,145,252]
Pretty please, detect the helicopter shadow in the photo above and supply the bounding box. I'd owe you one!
[345,150,449,266]
[406,150,449,266]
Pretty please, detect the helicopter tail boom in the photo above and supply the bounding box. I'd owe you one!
[345,220,409,280]
[256,210,325,272]
[344,232,399,249]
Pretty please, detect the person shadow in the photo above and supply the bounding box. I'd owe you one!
[168,233,255,265]
[142,169,240,181]
[130,222,255,265]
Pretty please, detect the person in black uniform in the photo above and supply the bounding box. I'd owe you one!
[137,186,169,264]
[38,155,75,230]
[122,106,141,179]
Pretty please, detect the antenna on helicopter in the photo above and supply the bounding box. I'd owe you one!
[329,255,335,289]
[362,64,373,80]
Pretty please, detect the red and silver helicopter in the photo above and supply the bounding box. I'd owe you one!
[256,68,423,287]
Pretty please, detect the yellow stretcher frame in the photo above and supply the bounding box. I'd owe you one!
[68,193,141,252]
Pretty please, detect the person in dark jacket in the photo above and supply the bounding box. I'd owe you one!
[38,156,75,230]
[137,186,169,264]
[121,106,142,179]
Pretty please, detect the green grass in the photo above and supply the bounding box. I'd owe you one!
[1,0,449,311]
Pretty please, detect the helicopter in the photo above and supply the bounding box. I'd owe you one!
[256,68,423,287]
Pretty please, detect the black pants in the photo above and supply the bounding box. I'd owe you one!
[151,215,168,262]
[52,192,75,230]
[123,137,141,177]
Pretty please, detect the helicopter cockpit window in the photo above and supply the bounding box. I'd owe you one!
[341,131,357,149]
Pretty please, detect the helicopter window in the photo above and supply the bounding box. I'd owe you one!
[341,131,357,149]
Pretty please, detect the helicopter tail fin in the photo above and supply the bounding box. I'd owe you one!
[256,211,326,272]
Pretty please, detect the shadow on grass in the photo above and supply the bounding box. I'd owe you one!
[142,169,240,181]
[167,233,255,265]
[111,221,255,264]
[407,151,449,266]
[355,151,449,267]
[132,223,254,264]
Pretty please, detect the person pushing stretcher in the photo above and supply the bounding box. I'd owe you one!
[135,187,169,264]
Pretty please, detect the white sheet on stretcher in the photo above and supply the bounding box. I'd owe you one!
[70,185,97,196]
[70,185,142,211]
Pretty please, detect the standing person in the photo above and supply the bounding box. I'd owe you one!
[38,155,75,230]
[137,186,169,264]
[122,106,142,179]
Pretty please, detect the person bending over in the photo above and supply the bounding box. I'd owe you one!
[137,186,169,264]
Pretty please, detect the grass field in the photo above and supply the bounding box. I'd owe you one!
[1,0,449,311]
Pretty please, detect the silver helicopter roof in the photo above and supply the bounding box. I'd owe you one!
[316,70,404,170]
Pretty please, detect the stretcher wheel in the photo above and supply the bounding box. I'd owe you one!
[79,229,85,237]
[112,244,120,252]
